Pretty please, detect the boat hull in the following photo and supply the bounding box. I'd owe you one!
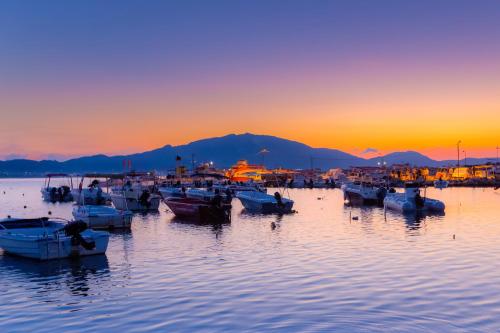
[384,194,445,213]
[164,198,231,222]
[0,230,109,260]
[236,192,294,214]
[73,206,133,229]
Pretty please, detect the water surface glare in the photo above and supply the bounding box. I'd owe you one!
[0,179,499,332]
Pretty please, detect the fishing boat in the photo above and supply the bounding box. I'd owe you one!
[341,181,387,204]
[236,191,294,214]
[384,182,445,213]
[434,178,449,189]
[0,218,109,260]
[164,197,231,222]
[72,205,133,229]
[41,174,74,202]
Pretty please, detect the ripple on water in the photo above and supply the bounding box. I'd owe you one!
[0,181,499,332]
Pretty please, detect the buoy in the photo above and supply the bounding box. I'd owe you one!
[48,211,52,215]
[453,234,455,239]
[352,216,359,220]
[271,222,276,230]
[23,205,27,209]
[7,215,11,218]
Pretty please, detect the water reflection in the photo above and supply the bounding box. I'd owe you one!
[0,254,110,297]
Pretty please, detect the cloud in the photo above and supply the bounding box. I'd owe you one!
[361,148,379,155]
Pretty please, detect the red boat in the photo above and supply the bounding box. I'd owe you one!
[164,197,231,223]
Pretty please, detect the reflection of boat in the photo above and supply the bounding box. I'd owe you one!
[72,205,133,229]
[236,191,294,214]
[342,182,386,204]
[41,174,74,202]
[164,197,231,222]
[384,182,445,213]
[0,218,109,260]
[434,179,449,189]
[0,253,109,279]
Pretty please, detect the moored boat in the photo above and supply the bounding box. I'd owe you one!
[72,205,133,229]
[110,180,161,211]
[164,197,231,223]
[41,174,74,202]
[341,181,387,205]
[186,188,231,202]
[72,177,111,205]
[158,186,186,199]
[0,218,109,260]
[236,191,294,214]
[384,182,445,213]
[434,178,449,189]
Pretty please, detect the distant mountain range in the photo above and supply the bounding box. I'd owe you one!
[0,133,496,176]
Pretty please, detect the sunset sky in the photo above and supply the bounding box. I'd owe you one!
[1,0,499,161]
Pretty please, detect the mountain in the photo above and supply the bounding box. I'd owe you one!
[368,151,441,167]
[0,133,495,176]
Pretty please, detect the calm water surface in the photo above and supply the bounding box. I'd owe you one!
[1,178,500,332]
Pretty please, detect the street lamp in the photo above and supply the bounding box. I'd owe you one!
[457,140,462,178]
[463,150,467,167]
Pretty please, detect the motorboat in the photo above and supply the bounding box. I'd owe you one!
[341,181,387,204]
[186,188,230,202]
[41,174,74,202]
[0,218,109,260]
[72,177,111,205]
[384,182,445,213]
[110,182,161,211]
[158,186,186,199]
[164,197,231,223]
[236,191,294,214]
[434,178,449,189]
[213,183,266,195]
[72,205,133,229]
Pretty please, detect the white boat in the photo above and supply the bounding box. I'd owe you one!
[341,182,387,204]
[186,188,230,202]
[110,184,161,211]
[158,186,186,199]
[236,191,294,214]
[213,183,267,194]
[72,205,133,229]
[72,178,111,205]
[41,174,74,202]
[434,179,449,189]
[384,183,445,213]
[0,218,109,260]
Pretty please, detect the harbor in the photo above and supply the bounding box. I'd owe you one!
[1,177,499,332]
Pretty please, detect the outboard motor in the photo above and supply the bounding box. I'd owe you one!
[415,192,425,209]
[64,221,96,250]
[274,192,285,208]
[405,182,424,208]
[376,187,387,203]
[49,187,57,201]
[139,190,151,208]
